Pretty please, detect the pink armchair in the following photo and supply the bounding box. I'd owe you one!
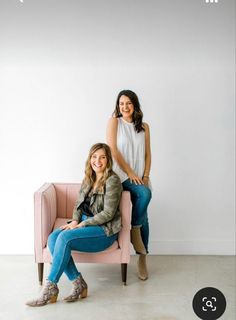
[34,183,131,285]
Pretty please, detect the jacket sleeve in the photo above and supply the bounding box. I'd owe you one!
[72,190,84,222]
[72,207,83,222]
[82,175,122,227]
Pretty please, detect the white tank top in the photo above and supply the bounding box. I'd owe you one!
[113,117,146,183]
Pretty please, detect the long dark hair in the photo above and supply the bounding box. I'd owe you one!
[112,90,145,133]
[83,143,114,191]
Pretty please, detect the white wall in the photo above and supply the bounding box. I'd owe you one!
[0,0,234,254]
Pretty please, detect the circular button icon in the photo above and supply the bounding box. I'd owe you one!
[192,287,226,320]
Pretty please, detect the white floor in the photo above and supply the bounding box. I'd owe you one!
[0,255,235,320]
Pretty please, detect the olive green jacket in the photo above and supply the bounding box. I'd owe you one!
[72,173,122,236]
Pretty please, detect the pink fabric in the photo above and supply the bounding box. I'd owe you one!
[34,183,57,261]
[54,183,81,219]
[34,183,131,265]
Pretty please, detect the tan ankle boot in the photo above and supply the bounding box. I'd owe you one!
[26,281,59,307]
[138,254,148,280]
[131,227,147,255]
[63,274,88,302]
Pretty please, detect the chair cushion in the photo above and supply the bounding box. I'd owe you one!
[52,218,119,253]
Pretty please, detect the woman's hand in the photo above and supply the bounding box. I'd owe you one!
[128,170,143,185]
[74,221,85,229]
[60,220,83,230]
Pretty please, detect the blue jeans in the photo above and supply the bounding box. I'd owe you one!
[122,179,152,253]
[47,215,118,283]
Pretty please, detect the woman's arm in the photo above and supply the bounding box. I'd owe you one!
[106,117,143,185]
[143,122,151,186]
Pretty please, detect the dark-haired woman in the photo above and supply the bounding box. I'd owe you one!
[106,90,152,281]
[26,143,122,307]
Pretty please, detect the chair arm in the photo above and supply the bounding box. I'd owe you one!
[118,191,132,262]
[34,183,57,261]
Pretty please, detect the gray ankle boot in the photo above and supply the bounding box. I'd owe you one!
[63,274,88,302]
[26,281,59,307]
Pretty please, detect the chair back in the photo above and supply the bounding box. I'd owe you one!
[54,183,81,219]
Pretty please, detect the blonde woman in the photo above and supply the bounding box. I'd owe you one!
[26,143,122,307]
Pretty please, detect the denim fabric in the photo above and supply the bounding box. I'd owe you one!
[47,215,118,283]
[122,179,152,252]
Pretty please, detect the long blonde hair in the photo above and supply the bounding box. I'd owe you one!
[83,143,114,191]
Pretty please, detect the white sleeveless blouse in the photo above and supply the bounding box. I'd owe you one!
[113,117,146,183]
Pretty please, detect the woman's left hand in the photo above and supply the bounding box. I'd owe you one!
[60,221,85,230]
[75,222,85,229]
[60,220,78,230]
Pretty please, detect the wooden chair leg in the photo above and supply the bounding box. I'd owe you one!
[121,263,127,285]
[38,263,44,285]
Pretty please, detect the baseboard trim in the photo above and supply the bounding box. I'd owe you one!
[147,240,235,255]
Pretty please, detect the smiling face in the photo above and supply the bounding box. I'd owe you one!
[90,148,108,175]
[118,95,134,121]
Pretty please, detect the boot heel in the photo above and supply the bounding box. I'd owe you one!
[80,288,88,299]
[50,295,58,303]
